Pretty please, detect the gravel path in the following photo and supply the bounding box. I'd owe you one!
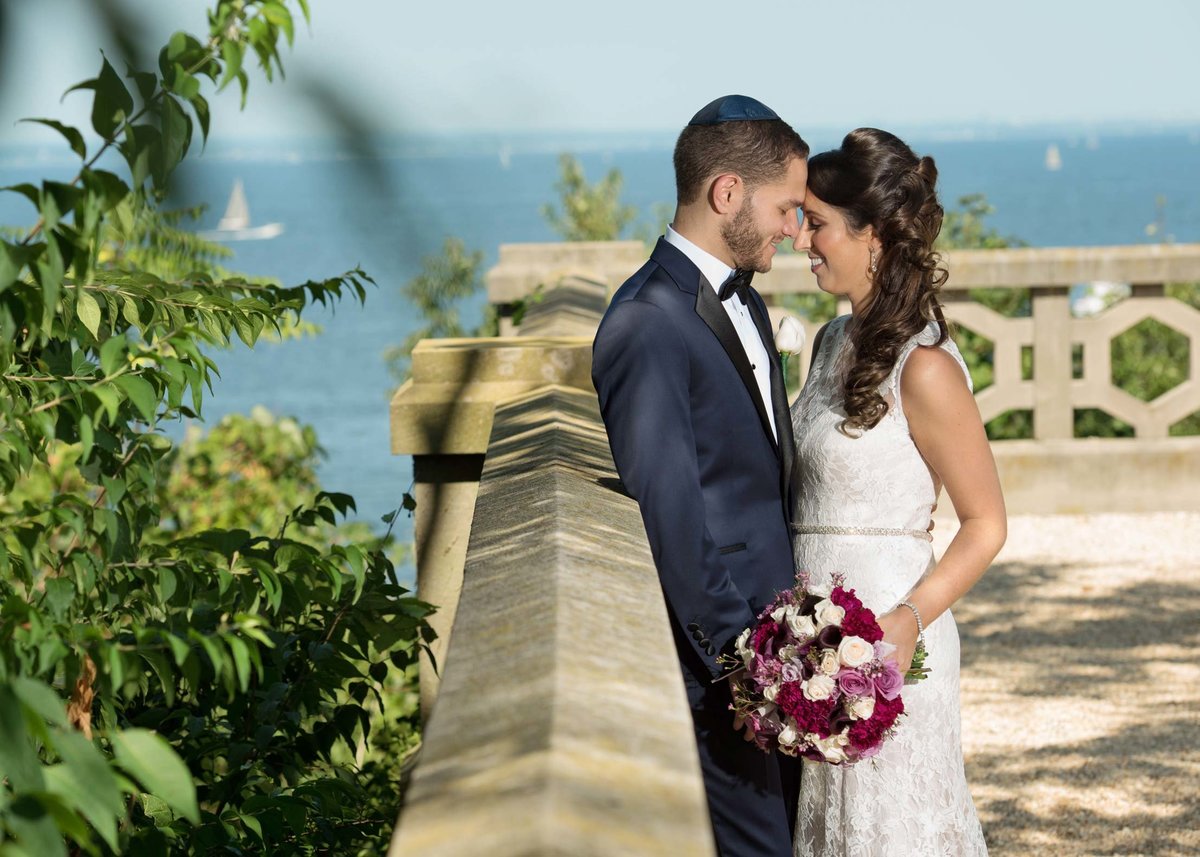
[933,512,1200,857]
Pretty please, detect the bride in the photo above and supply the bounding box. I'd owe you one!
[789,128,1006,856]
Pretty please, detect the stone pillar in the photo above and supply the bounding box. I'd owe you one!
[1031,285,1073,439]
[390,335,595,716]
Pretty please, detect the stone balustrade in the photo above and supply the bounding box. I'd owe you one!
[486,241,1200,515]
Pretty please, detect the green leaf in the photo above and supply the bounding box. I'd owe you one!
[263,3,295,45]
[45,729,124,850]
[0,240,37,294]
[90,57,134,140]
[139,793,173,827]
[225,635,252,692]
[22,791,92,851]
[114,374,157,423]
[239,811,264,841]
[121,294,141,329]
[75,290,102,339]
[20,119,86,159]
[99,332,127,376]
[92,384,120,425]
[81,169,129,213]
[140,651,176,707]
[4,796,67,857]
[0,684,45,791]
[110,729,199,824]
[10,678,69,729]
[219,40,244,92]
[155,94,191,184]
[78,413,95,461]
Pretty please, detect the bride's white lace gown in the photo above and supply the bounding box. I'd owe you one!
[791,316,988,857]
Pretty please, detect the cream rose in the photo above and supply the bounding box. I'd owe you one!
[813,598,846,630]
[778,721,799,748]
[786,610,817,639]
[838,635,874,668]
[802,674,836,701]
[770,605,788,623]
[819,650,841,676]
[847,695,876,721]
[735,628,753,667]
[764,682,781,703]
[816,734,850,763]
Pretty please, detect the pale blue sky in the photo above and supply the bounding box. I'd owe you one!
[1,0,1198,141]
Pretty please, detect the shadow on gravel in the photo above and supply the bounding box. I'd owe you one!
[957,560,1200,856]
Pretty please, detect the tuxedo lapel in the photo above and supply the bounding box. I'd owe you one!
[745,292,798,520]
[694,277,779,454]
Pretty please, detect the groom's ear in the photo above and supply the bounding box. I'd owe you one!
[707,173,744,216]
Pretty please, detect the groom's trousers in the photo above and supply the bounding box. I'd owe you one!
[675,624,799,857]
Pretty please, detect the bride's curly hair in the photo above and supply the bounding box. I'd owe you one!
[807,128,948,434]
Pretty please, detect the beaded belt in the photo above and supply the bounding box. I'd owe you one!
[792,524,932,543]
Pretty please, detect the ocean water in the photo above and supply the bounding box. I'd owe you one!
[3,130,1199,583]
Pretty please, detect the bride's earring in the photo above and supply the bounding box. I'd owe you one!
[869,247,878,275]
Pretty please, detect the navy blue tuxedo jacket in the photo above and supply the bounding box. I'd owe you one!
[593,238,797,679]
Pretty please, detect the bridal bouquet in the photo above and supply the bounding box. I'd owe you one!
[725,573,925,764]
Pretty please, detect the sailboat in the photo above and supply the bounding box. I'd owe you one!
[199,179,284,241]
[1044,143,1063,171]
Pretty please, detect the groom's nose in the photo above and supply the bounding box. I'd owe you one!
[793,224,811,252]
[783,208,800,238]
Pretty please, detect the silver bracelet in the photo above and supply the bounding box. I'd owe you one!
[899,600,925,641]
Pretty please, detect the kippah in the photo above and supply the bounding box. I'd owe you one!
[688,94,780,126]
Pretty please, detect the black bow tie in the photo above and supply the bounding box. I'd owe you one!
[718,268,754,304]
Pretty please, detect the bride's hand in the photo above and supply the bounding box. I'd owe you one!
[877,608,921,673]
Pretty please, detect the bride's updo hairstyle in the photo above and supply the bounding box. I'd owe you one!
[807,128,948,433]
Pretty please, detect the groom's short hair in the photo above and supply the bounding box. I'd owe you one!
[674,119,809,205]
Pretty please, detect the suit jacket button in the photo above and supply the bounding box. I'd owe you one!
[705,644,716,656]
[692,630,704,641]
[686,622,700,632]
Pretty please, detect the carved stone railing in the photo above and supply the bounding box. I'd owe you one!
[486,241,1200,515]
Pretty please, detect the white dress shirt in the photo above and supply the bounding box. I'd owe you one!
[664,226,777,440]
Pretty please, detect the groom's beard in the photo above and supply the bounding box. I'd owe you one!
[722,196,772,273]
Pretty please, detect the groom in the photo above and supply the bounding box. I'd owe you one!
[592,96,808,856]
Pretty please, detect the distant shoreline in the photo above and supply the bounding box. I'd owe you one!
[2,122,1199,161]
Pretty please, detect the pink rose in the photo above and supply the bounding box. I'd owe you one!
[874,661,904,701]
[837,669,875,697]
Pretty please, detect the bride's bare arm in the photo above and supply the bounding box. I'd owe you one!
[877,344,1007,669]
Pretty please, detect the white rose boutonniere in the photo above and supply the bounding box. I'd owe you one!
[775,316,806,385]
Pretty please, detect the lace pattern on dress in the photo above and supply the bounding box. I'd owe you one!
[790,316,987,857]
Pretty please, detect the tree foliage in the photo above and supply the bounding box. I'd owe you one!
[540,153,637,242]
[0,2,432,853]
[384,236,488,383]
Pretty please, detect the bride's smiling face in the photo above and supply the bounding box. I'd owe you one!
[793,191,877,308]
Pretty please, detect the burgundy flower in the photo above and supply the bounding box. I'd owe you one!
[841,606,884,643]
[830,586,864,612]
[751,620,780,654]
[776,683,838,738]
[847,694,905,751]
[817,624,843,649]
